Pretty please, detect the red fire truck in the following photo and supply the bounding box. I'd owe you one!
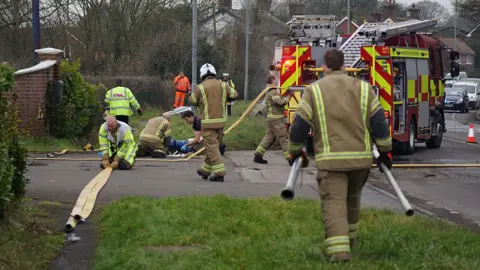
[270,15,460,155]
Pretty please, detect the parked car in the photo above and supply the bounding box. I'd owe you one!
[444,87,470,113]
[445,71,468,88]
[451,81,480,109]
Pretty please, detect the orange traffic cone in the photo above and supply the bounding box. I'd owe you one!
[466,124,477,144]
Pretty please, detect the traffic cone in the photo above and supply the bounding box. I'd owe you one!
[466,124,477,144]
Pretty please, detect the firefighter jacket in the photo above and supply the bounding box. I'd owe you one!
[105,87,140,117]
[265,84,289,121]
[139,116,172,144]
[174,76,191,92]
[189,76,238,129]
[99,121,137,165]
[226,79,235,105]
[289,70,392,171]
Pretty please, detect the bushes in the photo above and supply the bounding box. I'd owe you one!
[45,59,102,138]
[0,63,28,217]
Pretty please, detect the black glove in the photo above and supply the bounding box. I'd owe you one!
[288,150,309,168]
[137,108,143,116]
[377,152,392,172]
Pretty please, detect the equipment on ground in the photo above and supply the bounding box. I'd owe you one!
[373,145,414,216]
[271,14,460,155]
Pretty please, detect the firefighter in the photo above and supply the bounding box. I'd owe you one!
[104,79,142,125]
[222,73,235,116]
[288,49,392,262]
[189,63,238,182]
[253,75,292,164]
[173,71,191,108]
[180,110,226,155]
[137,112,172,158]
[99,116,138,170]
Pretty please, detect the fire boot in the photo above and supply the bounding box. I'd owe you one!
[197,169,209,180]
[329,252,352,263]
[253,154,268,164]
[209,175,224,182]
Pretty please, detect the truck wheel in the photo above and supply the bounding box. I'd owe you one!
[426,121,443,149]
[402,119,416,155]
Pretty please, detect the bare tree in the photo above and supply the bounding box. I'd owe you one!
[416,0,448,20]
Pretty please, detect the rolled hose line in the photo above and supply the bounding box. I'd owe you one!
[64,88,271,232]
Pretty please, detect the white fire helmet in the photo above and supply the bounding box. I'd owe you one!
[200,63,217,79]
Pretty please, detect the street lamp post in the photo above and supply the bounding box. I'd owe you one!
[244,0,250,100]
[32,0,40,62]
[191,0,198,112]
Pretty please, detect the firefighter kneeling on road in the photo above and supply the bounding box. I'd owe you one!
[254,75,292,164]
[288,49,392,263]
[99,116,138,170]
[189,63,238,182]
[137,112,172,158]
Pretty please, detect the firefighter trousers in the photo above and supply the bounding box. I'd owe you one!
[200,128,225,177]
[137,139,168,158]
[316,169,370,256]
[174,90,187,108]
[254,118,289,159]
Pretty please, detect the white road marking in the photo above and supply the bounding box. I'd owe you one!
[450,211,459,214]
[444,137,480,147]
[427,201,434,204]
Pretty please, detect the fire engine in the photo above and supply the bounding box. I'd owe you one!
[270,15,460,155]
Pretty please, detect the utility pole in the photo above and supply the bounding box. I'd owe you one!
[244,0,250,100]
[32,0,40,62]
[454,0,457,51]
[347,0,350,33]
[191,0,198,111]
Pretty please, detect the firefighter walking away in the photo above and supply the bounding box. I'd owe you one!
[288,49,392,262]
[189,63,238,182]
[254,75,292,164]
[104,79,142,125]
[173,71,191,108]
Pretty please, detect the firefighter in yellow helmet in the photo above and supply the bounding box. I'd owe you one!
[137,112,172,158]
[104,79,143,124]
[189,63,238,182]
[253,74,292,164]
[99,116,138,170]
[288,49,392,262]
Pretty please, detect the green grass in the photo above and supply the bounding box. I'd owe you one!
[21,137,79,153]
[0,201,64,269]
[22,101,270,152]
[94,196,480,270]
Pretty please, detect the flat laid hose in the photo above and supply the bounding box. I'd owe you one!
[63,88,271,232]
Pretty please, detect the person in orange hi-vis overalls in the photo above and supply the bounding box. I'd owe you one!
[173,71,191,108]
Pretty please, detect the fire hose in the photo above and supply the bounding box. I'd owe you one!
[63,87,272,232]
[281,145,415,217]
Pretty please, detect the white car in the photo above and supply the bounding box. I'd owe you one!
[452,80,480,110]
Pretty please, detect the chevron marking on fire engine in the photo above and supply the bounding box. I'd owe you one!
[281,46,310,110]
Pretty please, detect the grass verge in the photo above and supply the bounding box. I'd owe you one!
[95,196,480,270]
[0,200,64,269]
[23,101,270,152]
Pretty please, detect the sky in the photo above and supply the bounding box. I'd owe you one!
[399,0,453,11]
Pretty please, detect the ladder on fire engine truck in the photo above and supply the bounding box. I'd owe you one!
[340,19,438,67]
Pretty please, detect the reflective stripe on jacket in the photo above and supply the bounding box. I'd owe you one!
[174,76,191,91]
[189,77,238,129]
[226,80,235,105]
[139,116,172,143]
[265,84,289,120]
[105,87,140,116]
[292,70,392,171]
[99,121,138,165]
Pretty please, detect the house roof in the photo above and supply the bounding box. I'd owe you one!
[336,17,359,28]
[202,8,288,36]
[439,38,475,54]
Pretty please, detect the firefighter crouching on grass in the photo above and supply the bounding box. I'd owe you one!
[189,63,238,182]
[104,79,143,125]
[99,116,138,170]
[136,112,172,158]
[287,49,392,262]
[253,75,292,164]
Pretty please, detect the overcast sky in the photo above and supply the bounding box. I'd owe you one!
[399,0,453,11]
